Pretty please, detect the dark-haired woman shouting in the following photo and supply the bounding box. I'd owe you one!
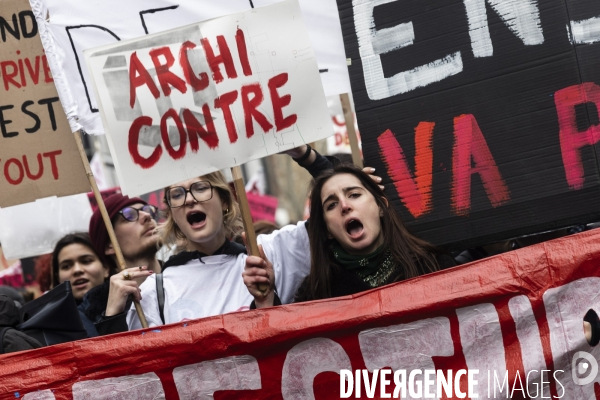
[244,165,455,307]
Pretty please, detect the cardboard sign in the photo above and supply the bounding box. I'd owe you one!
[0,0,89,207]
[84,0,332,197]
[1,229,600,399]
[32,0,350,135]
[337,0,600,249]
[328,113,362,156]
[0,194,93,259]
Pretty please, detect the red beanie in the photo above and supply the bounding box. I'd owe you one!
[88,193,147,267]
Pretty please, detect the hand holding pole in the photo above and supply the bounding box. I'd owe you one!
[73,131,149,328]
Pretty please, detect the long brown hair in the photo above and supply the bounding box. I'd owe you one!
[303,165,441,300]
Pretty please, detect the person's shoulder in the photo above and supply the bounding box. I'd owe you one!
[221,239,246,256]
[2,328,42,353]
[435,253,457,269]
[293,276,312,303]
[139,273,158,294]
[163,251,195,269]
[79,281,111,323]
[82,281,110,307]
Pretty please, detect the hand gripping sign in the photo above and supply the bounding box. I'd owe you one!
[2,228,600,399]
[83,0,331,197]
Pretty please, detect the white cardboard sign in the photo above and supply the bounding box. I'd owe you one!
[33,0,350,135]
[0,194,93,259]
[84,0,332,197]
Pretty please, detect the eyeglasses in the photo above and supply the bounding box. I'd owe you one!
[165,181,213,208]
[119,205,158,222]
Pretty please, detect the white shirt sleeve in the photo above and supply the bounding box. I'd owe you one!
[257,220,310,304]
[126,274,164,330]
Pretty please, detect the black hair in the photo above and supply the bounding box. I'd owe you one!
[51,232,115,288]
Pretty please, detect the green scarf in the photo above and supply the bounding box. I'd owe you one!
[332,243,397,288]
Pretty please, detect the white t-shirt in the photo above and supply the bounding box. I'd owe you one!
[127,221,309,329]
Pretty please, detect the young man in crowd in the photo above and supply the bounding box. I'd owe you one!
[87,193,161,334]
[89,194,161,275]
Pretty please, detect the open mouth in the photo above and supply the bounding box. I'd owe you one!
[72,278,89,287]
[345,219,364,237]
[187,211,207,227]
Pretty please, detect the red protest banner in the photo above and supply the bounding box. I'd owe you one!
[1,229,600,399]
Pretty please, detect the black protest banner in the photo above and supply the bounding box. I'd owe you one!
[336,0,600,249]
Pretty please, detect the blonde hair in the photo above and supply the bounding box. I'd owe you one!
[158,171,243,251]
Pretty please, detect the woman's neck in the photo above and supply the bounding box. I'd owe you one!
[188,231,227,255]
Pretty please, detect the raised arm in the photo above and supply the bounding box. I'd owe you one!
[283,144,384,189]
[282,144,335,178]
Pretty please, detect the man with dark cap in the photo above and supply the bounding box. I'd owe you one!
[88,193,161,275]
[89,194,161,312]
[86,193,160,334]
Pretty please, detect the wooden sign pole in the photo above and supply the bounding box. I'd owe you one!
[231,165,268,293]
[340,93,363,169]
[74,131,149,329]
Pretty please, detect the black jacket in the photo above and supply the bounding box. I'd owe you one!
[79,281,133,337]
[0,295,42,353]
[294,253,457,302]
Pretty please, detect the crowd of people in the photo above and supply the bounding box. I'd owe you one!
[1,144,597,353]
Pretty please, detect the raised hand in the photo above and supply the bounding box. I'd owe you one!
[105,266,153,316]
[242,244,275,309]
[363,167,384,191]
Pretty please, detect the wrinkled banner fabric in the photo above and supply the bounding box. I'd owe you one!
[1,229,600,399]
